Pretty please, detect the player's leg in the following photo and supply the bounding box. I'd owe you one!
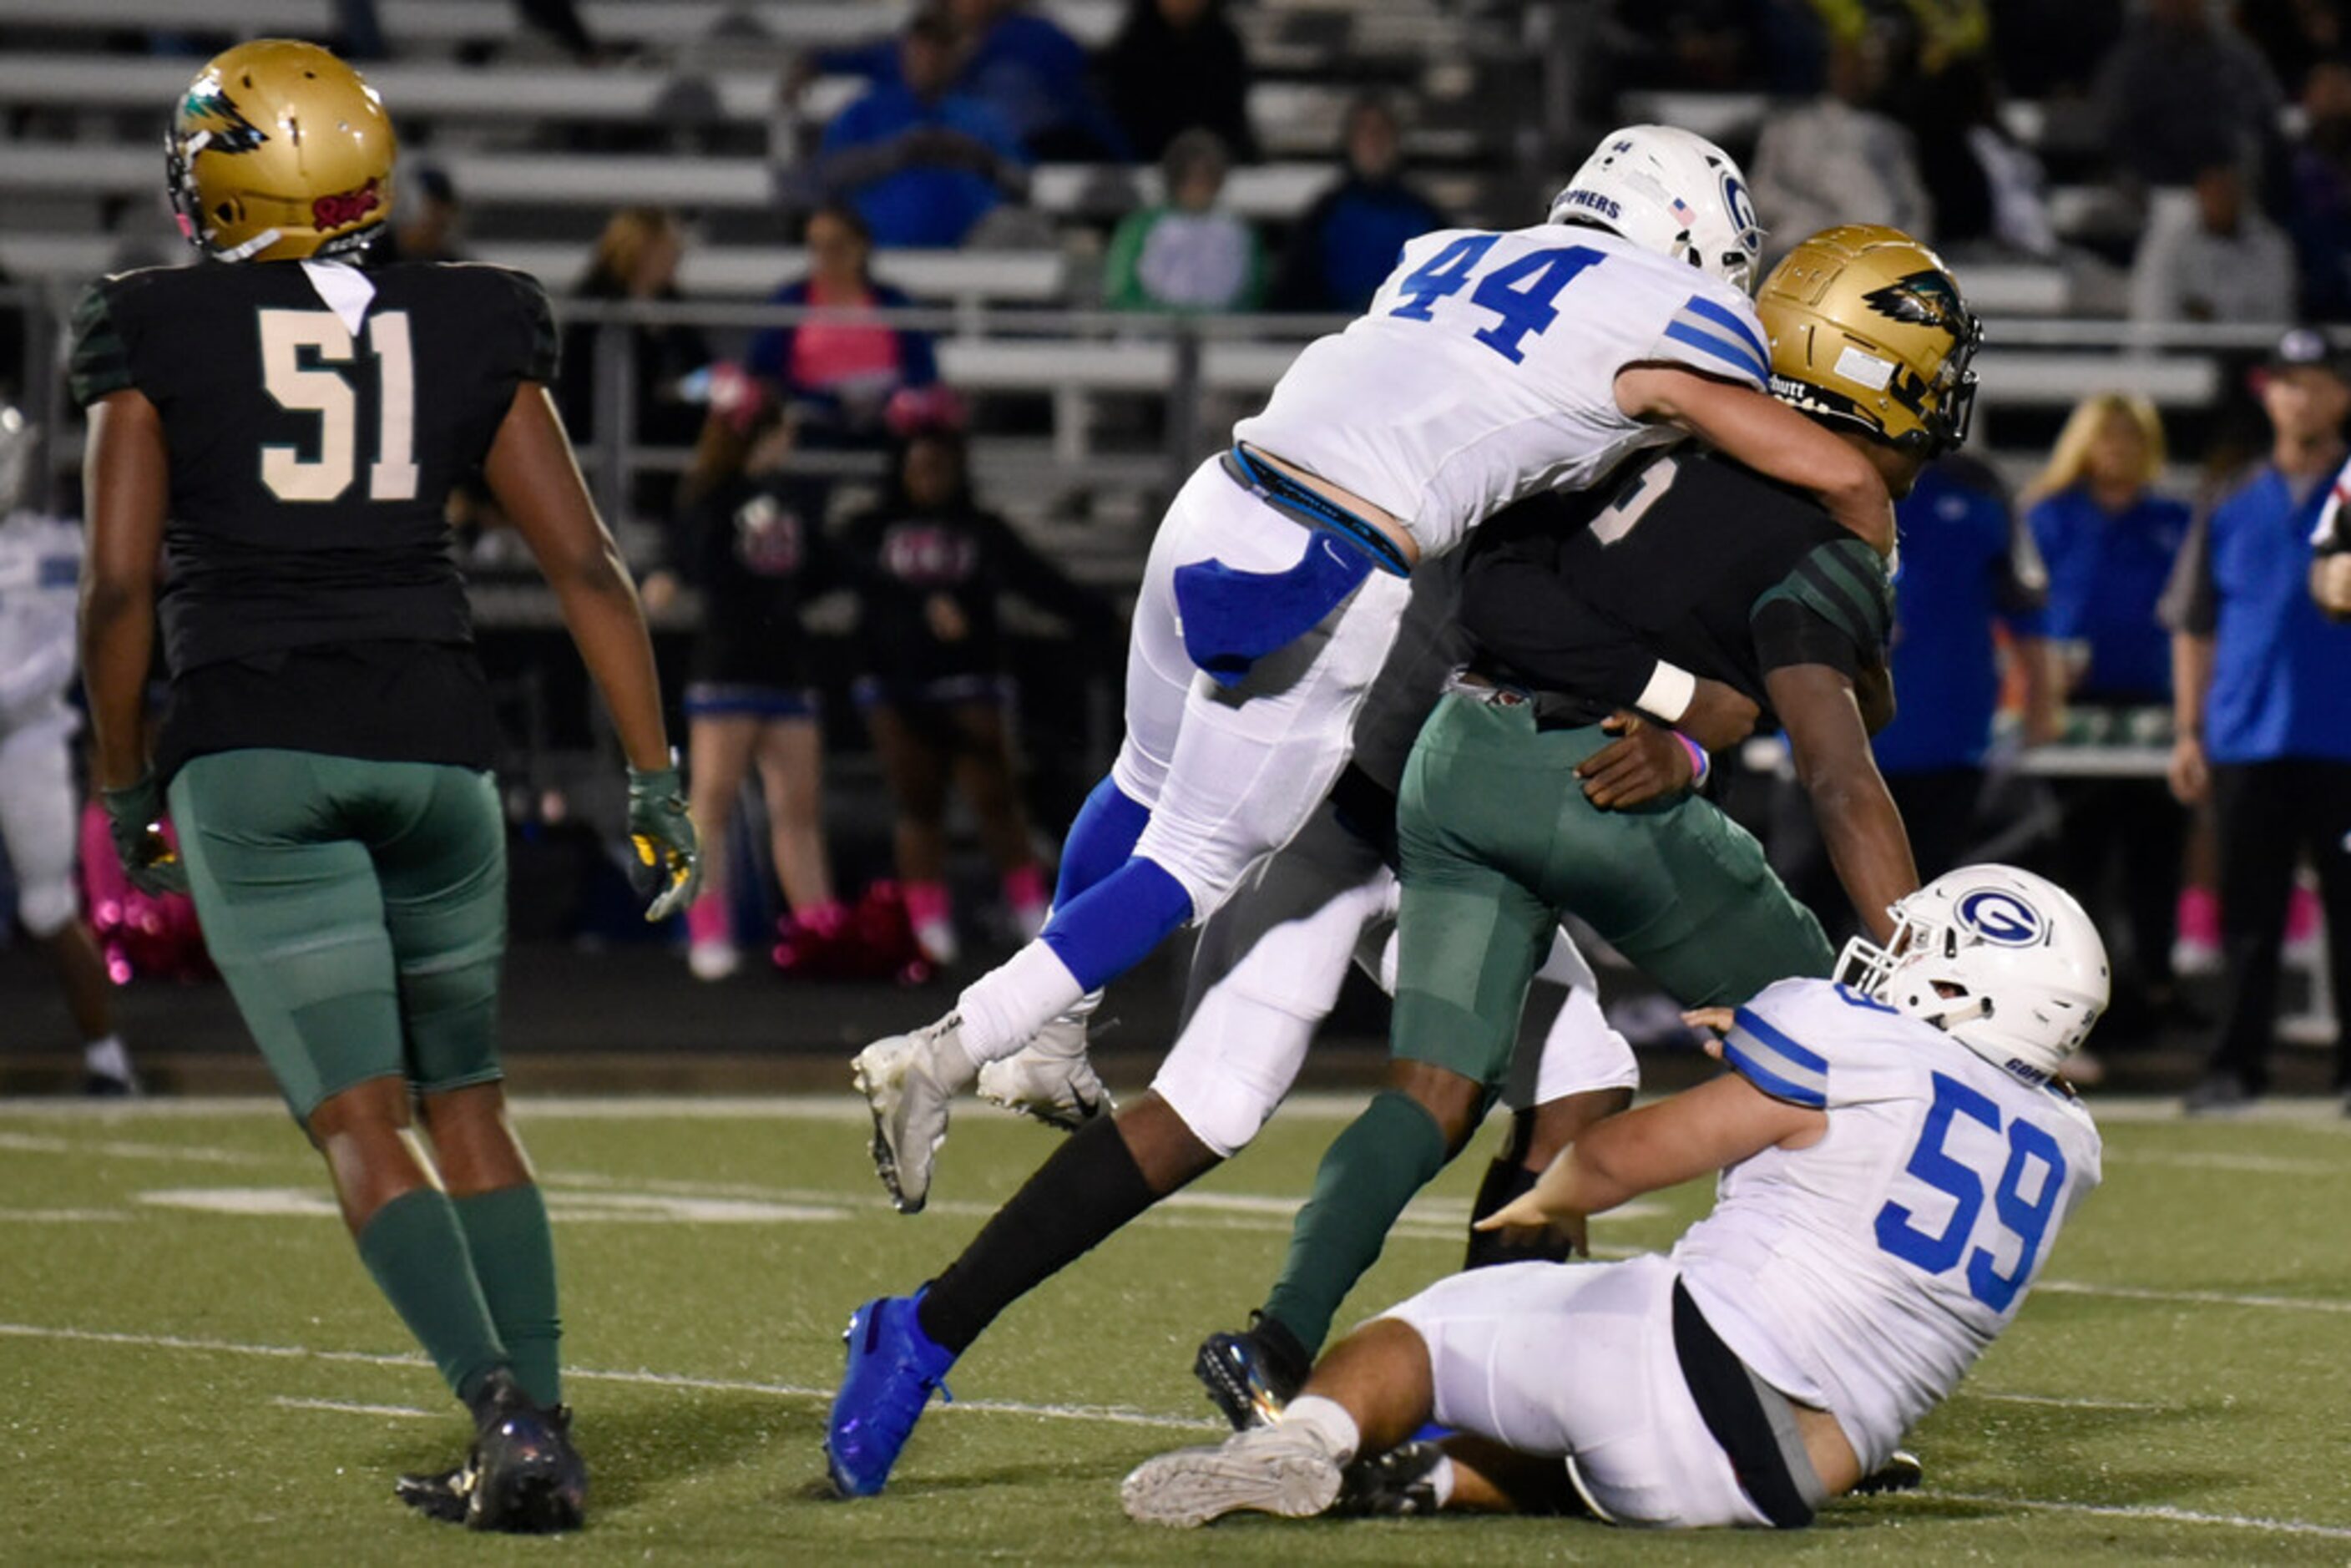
[363,758,584,1532]
[1468,931,1638,1267]
[945,696,1049,939]
[0,721,136,1090]
[855,465,1408,1209]
[1213,731,1556,1396]
[826,806,1393,1496]
[682,709,758,978]
[167,752,517,1407]
[752,711,835,917]
[2293,760,2351,1096]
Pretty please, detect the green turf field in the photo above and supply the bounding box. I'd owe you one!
[3,1092,2348,1564]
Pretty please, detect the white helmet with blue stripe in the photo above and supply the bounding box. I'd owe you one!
[1837,865,2110,1084]
[1549,124,1765,294]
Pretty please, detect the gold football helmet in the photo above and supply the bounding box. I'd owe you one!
[1756,225,1981,455]
[167,39,396,263]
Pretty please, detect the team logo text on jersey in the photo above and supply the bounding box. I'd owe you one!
[1956,889,2044,947]
[180,87,268,153]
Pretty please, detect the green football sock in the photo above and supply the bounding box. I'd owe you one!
[453,1184,564,1408]
[355,1186,509,1404]
[1260,1089,1451,1357]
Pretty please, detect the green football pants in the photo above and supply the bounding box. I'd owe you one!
[169,750,508,1121]
[1391,693,1835,1089]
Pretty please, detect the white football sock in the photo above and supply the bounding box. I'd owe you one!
[953,941,1084,1070]
[1278,1395,1361,1464]
[83,1036,133,1083]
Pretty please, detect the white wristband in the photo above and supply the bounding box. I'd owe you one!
[1636,661,1698,723]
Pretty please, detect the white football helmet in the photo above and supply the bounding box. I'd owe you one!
[1549,124,1765,293]
[1836,865,2110,1084]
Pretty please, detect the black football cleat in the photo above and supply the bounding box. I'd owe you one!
[393,1463,470,1525]
[1193,1316,1307,1432]
[1850,1449,1924,1497]
[463,1369,588,1534]
[1331,1440,1449,1517]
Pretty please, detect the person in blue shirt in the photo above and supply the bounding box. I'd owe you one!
[808,0,1128,160]
[815,14,1031,250]
[1865,453,2057,881]
[2162,327,2351,1114]
[2024,392,2194,1034]
[1267,94,1450,314]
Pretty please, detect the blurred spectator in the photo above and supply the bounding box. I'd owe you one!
[1267,94,1449,315]
[382,164,464,263]
[2096,0,2283,191]
[557,209,713,513]
[1104,130,1264,311]
[2131,161,2298,321]
[1750,37,1934,254]
[2237,0,2349,96]
[813,13,1030,249]
[2288,58,2351,319]
[1097,0,1257,164]
[946,0,1129,159]
[655,387,847,982]
[2161,327,2351,1111]
[842,426,1117,968]
[1905,57,2059,256]
[1869,453,2056,880]
[1990,0,2126,98]
[746,205,941,448]
[2023,392,2195,1036]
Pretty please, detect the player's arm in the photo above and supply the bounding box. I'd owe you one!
[78,390,168,793]
[1478,1070,1823,1235]
[1768,660,1916,943]
[1615,365,1895,558]
[483,384,671,773]
[486,383,699,918]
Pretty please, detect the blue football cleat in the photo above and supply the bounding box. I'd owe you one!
[825,1292,956,1497]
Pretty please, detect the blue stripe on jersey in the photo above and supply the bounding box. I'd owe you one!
[1725,1006,1830,1108]
[1722,1034,1829,1110]
[1679,296,1772,376]
[1661,320,1767,387]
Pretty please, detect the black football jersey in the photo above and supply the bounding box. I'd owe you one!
[70,258,556,675]
[1459,448,1894,728]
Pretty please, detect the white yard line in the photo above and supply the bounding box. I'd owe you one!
[0,1130,283,1166]
[0,1320,1221,1433]
[2038,1281,2351,1316]
[1964,1390,2164,1411]
[1907,1492,2351,1541]
[271,1396,438,1420]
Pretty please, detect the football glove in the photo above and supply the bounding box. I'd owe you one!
[625,763,700,923]
[99,774,190,897]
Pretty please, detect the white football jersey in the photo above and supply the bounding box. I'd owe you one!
[0,510,83,735]
[1671,977,2102,1474]
[1233,225,1771,557]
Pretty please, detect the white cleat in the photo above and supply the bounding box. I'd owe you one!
[687,942,740,982]
[852,1016,973,1214]
[1120,1424,1346,1529]
[976,997,1110,1130]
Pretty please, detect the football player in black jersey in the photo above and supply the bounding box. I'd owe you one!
[1194,226,1977,1425]
[73,41,698,1534]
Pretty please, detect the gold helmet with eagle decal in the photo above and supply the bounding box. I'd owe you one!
[167,39,395,263]
[1756,225,1981,456]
